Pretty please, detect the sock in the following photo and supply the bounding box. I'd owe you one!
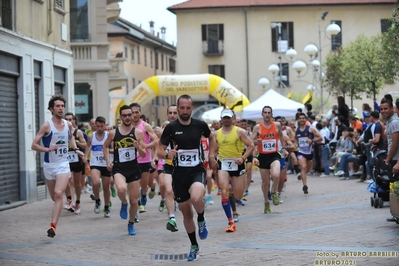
[150,187,155,192]
[229,194,237,212]
[76,200,80,204]
[222,198,233,221]
[129,220,134,225]
[104,205,109,211]
[197,211,205,223]
[50,222,57,229]
[169,214,175,220]
[294,165,300,174]
[67,196,72,201]
[187,231,198,247]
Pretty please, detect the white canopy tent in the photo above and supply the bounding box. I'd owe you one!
[242,89,304,120]
[201,106,224,123]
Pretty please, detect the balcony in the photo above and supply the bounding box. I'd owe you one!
[202,40,224,56]
[109,57,127,91]
[71,42,112,72]
[107,3,121,23]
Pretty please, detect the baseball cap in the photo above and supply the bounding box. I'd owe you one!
[221,109,234,118]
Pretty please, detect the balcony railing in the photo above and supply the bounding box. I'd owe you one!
[72,45,92,60]
[202,40,224,56]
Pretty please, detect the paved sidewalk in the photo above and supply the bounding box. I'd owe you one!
[0,171,398,265]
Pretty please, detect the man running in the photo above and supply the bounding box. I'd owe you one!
[103,105,146,235]
[210,108,254,232]
[158,95,217,261]
[31,95,83,238]
[84,116,112,217]
[252,106,283,213]
[295,113,322,194]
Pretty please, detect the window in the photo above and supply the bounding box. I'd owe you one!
[277,62,289,87]
[208,65,225,79]
[169,58,176,73]
[124,45,128,58]
[381,19,392,33]
[144,48,147,66]
[271,22,294,53]
[202,24,224,54]
[150,51,153,68]
[131,46,135,62]
[155,52,159,70]
[166,56,169,72]
[331,20,342,51]
[137,45,141,64]
[0,0,13,30]
[161,55,164,71]
[70,0,89,41]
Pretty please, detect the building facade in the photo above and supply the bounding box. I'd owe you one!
[168,0,397,115]
[108,18,177,126]
[0,0,73,208]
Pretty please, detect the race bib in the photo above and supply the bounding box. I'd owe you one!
[91,150,106,166]
[262,140,277,152]
[67,151,79,163]
[298,137,308,148]
[177,149,200,167]
[54,144,68,158]
[118,147,136,163]
[221,158,238,171]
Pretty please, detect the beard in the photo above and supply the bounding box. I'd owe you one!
[179,114,190,121]
[122,120,132,126]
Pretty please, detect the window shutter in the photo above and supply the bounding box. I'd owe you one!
[202,25,207,41]
[288,22,294,49]
[220,65,225,79]
[271,27,277,52]
[219,24,224,40]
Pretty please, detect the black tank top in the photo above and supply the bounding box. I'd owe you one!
[112,127,137,164]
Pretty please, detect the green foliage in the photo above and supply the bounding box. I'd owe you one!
[289,90,331,115]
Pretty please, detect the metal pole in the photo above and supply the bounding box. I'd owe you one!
[318,20,324,114]
[278,24,283,94]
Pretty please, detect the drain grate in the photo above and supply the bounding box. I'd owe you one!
[150,254,187,260]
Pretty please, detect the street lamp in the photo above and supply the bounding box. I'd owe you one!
[290,12,341,114]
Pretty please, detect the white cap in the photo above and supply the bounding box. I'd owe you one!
[221,109,234,118]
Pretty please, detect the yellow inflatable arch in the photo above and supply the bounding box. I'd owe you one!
[116,74,250,119]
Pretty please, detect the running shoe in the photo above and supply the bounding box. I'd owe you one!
[297,173,302,180]
[158,200,165,212]
[74,203,81,214]
[187,245,200,261]
[90,194,95,201]
[303,185,309,194]
[140,189,147,206]
[166,218,178,232]
[120,203,128,219]
[134,213,139,223]
[139,205,147,213]
[207,194,214,205]
[47,223,56,238]
[198,220,208,240]
[148,189,156,199]
[335,170,344,176]
[225,222,236,233]
[244,190,249,196]
[264,202,271,214]
[278,192,283,204]
[64,199,73,210]
[94,201,101,214]
[233,213,239,223]
[111,185,117,197]
[104,208,111,218]
[128,223,136,235]
[267,191,272,201]
[242,194,247,201]
[236,199,245,206]
[271,192,279,206]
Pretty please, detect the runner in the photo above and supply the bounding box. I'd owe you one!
[103,105,147,235]
[158,94,217,261]
[238,119,253,201]
[210,108,254,232]
[31,95,83,237]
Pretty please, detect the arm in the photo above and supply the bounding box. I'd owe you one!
[31,122,52,152]
[134,129,147,158]
[238,128,255,163]
[208,132,218,170]
[208,131,218,162]
[76,130,87,150]
[386,131,399,163]
[83,134,93,162]
[103,130,115,171]
[310,127,322,144]
[144,123,159,149]
[68,123,83,157]
[374,101,380,112]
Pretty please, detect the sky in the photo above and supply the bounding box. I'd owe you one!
[118,0,185,45]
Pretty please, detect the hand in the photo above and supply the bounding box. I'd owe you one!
[209,156,218,171]
[252,157,260,167]
[235,157,245,165]
[107,161,113,171]
[133,140,140,149]
[151,158,158,169]
[167,145,178,159]
[393,163,399,174]
[76,150,84,158]
[48,144,58,152]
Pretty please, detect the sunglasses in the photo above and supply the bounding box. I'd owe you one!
[121,113,132,118]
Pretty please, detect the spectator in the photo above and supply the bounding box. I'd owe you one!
[350,116,363,131]
[337,96,350,127]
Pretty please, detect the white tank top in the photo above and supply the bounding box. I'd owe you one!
[90,131,108,167]
[43,119,70,164]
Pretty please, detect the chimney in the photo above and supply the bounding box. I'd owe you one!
[149,21,154,35]
[161,26,166,41]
